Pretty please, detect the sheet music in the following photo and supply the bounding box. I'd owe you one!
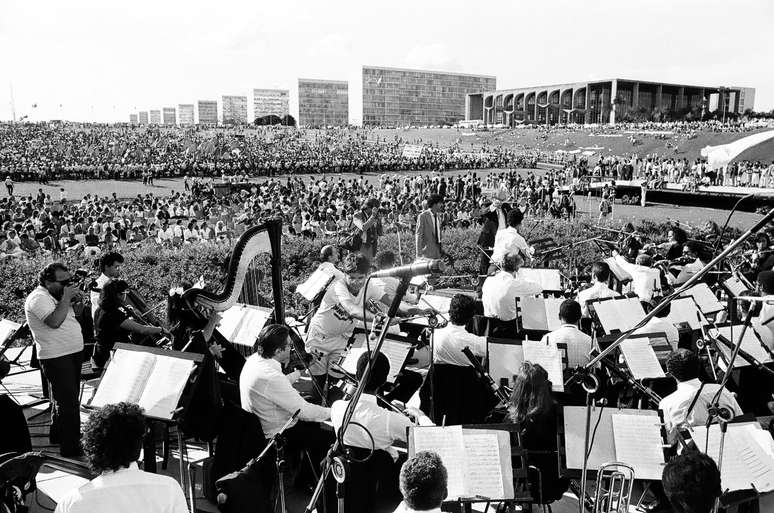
[520,297,549,331]
[412,426,468,499]
[604,257,633,282]
[462,433,506,499]
[138,354,195,419]
[724,277,748,298]
[544,297,563,331]
[420,293,452,314]
[593,297,646,334]
[611,414,665,480]
[522,340,564,392]
[296,268,334,301]
[680,283,724,314]
[91,350,155,407]
[666,297,704,330]
[340,340,411,383]
[488,342,524,388]
[716,325,773,367]
[0,319,21,344]
[620,338,665,379]
[692,424,774,492]
[519,268,561,290]
[217,304,272,349]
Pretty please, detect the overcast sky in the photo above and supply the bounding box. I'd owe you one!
[1,0,772,123]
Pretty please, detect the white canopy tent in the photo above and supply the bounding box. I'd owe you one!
[700,130,774,170]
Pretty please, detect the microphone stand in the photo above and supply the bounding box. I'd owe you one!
[303,275,413,513]
[250,409,300,513]
[570,206,774,513]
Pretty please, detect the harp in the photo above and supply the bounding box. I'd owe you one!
[180,218,287,378]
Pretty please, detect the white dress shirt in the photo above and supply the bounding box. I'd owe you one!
[541,324,592,368]
[658,378,743,443]
[393,503,442,513]
[433,323,487,366]
[491,226,529,264]
[54,462,188,513]
[239,354,330,437]
[331,394,413,459]
[91,273,111,318]
[633,317,680,349]
[482,271,542,322]
[614,255,661,302]
[576,282,620,318]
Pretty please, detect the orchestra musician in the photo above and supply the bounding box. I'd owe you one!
[507,362,569,504]
[482,251,542,338]
[748,233,774,278]
[662,450,721,513]
[664,227,688,261]
[540,300,592,368]
[476,199,499,292]
[92,280,171,372]
[576,261,620,318]
[491,208,531,267]
[616,222,642,263]
[658,349,742,444]
[305,253,379,403]
[394,451,448,513]
[239,324,333,479]
[674,242,712,286]
[419,294,495,424]
[90,251,124,318]
[330,351,432,513]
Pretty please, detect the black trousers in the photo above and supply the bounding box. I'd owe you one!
[40,351,82,455]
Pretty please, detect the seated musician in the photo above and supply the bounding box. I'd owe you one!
[420,294,496,425]
[613,252,665,303]
[756,271,774,344]
[55,403,188,513]
[92,279,171,371]
[508,362,569,504]
[664,227,688,261]
[540,299,592,368]
[662,450,721,513]
[633,301,680,349]
[331,351,432,513]
[658,349,742,444]
[491,208,531,267]
[306,253,377,403]
[394,451,448,513]
[616,222,642,263]
[239,324,333,475]
[576,261,620,318]
[482,251,542,337]
[749,233,774,279]
[674,242,711,286]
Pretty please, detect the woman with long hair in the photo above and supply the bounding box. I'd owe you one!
[508,362,569,505]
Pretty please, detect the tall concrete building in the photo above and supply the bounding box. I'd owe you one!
[197,100,218,125]
[222,95,248,125]
[129,114,138,125]
[298,79,349,127]
[253,88,289,119]
[362,66,496,127]
[138,111,149,125]
[178,104,194,126]
[162,107,176,125]
[466,78,757,126]
[149,110,161,125]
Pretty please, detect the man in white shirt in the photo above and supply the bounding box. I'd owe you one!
[239,324,333,480]
[393,451,448,513]
[541,300,592,368]
[24,262,85,457]
[90,251,124,318]
[613,252,662,303]
[658,349,742,443]
[482,251,542,337]
[674,242,707,285]
[491,208,531,266]
[332,352,432,513]
[55,403,188,513]
[576,261,621,318]
[433,294,487,367]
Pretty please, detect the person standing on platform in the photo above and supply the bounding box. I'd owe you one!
[415,194,445,260]
[353,198,383,260]
[24,263,85,457]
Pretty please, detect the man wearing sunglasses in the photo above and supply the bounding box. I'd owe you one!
[24,262,85,458]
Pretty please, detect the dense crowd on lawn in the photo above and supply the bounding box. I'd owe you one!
[0,168,580,260]
[0,123,538,182]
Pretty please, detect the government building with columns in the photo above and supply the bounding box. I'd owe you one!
[466,79,755,126]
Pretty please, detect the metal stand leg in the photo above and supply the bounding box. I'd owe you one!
[177,428,187,498]
[275,436,288,513]
[579,393,593,513]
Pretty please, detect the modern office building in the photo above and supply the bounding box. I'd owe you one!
[362,66,496,127]
[222,95,248,125]
[298,79,349,127]
[138,111,149,125]
[162,107,176,125]
[149,110,161,125]
[253,88,290,119]
[129,114,138,125]
[466,78,757,126]
[197,100,218,125]
[178,104,194,126]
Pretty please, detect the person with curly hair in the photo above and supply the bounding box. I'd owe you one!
[394,451,448,512]
[55,402,187,513]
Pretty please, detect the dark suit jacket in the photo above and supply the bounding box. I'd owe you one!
[415,209,442,259]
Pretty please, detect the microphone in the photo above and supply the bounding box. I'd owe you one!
[370,259,445,279]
